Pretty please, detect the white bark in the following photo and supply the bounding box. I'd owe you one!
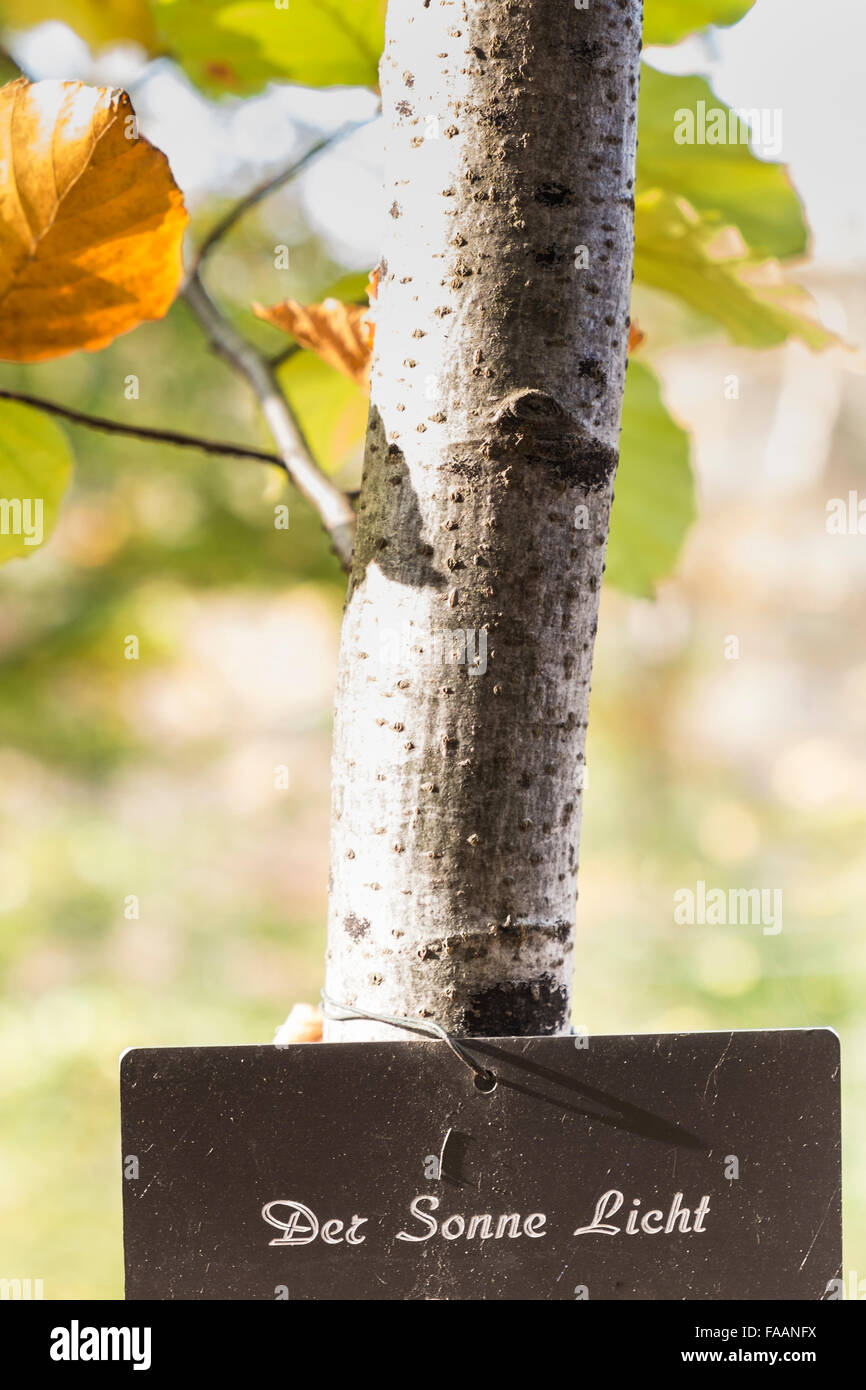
[325,0,642,1039]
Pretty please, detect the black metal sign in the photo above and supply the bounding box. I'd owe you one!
[121,1027,841,1300]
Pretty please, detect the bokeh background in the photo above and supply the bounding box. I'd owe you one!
[1,0,864,1297]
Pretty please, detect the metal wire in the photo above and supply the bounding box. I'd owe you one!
[320,991,497,1088]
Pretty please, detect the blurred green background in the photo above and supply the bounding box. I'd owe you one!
[1,0,865,1298]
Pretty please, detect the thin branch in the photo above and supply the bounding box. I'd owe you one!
[182,269,357,569]
[187,118,375,276]
[269,342,303,370]
[0,118,366,569]
[0,388,287,470]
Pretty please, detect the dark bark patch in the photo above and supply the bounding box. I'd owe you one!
[351,409,445,592]
[578,357,607,387]
[560,437,618,490]
[576,38,602,64]
[443,390,620,490]
[534,244,566,266]
[464,976,569,1036]
[344,912,371,941]
[533,182,575,206]
[488,916,572,945]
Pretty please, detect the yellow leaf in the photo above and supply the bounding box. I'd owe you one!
[0,79,188,362]
[0,0,159,51]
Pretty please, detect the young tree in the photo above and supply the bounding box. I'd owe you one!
[324,0,642,1039]
[0,0,830,1042]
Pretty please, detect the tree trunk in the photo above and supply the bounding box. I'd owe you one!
[325,0,642,1040]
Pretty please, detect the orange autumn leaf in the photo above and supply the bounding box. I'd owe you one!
[0,78,188,362]
[254,270,378,390]
[254,297,373,389]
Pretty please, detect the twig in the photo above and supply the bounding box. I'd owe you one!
[0,119,365,569]
[269,342,303,370]
[187,119,374,276]
[182,270,356,569]
[0,388,287,470]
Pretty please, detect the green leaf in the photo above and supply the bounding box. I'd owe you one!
[321,270,373,304]
[0,0,158,49]
[0,401,73,564]
[605,361,695,598]
[644,0,755,46]
[634,190,833,349]
[278,349,368,474]
[637,65,807,260]
[153,0,386,96]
